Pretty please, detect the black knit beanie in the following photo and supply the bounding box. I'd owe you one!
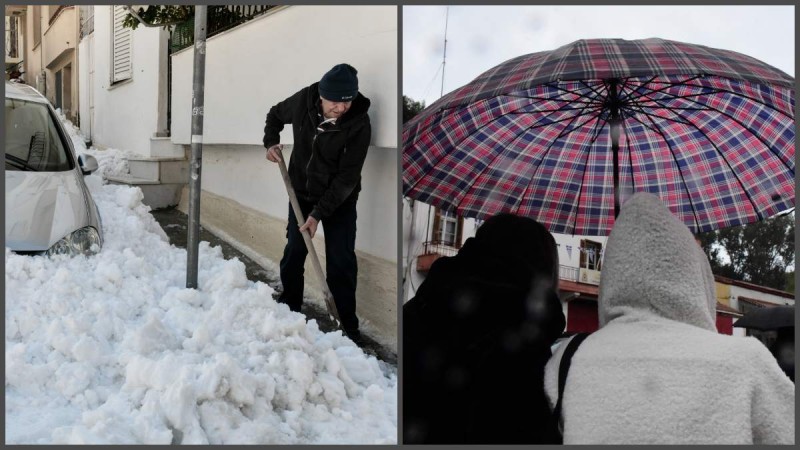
[319,63,359,102]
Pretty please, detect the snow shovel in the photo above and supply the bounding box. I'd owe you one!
[274,150,342,328]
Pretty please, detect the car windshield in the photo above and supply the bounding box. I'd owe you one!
[5,98,73,172]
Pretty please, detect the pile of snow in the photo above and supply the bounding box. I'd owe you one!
[55,109,138,179]
[5,117,397,444]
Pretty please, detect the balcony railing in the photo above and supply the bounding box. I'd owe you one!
[170,5,278,54]
[415,240,458,272]
[79,5,94,38]
[422,240,459,258]
[559,265,579,282]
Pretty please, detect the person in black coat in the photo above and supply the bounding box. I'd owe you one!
[403,213,566,444]
[264,64,371,340]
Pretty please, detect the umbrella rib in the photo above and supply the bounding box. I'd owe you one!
[621,76,724,106]
[578,79,608,99]
[618,108,666,136]
[625,75,705,103]
[544,80,606,105]
[570,111,609,235]
[621,110,636,196]
[635,78,793,122]
[631,90,725,105]
[631,101,765,222]
[622,105,695,127]
[451,101,592,213]
[656,106,767,222]
[505,105,600,113]
[619,76,659,102]
[626,110,702,231]
[637,90,795,174]
[632,105,714,112]
[505,93,597,105]
[661,80,794,120]
[514,103,606,218]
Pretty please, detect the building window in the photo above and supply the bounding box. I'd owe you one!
[580,239,603,271]
[80,5,95,38]
[111,5,132,83]
[5,16,19,58]
[432,209,463,248]
[32,5,42,47]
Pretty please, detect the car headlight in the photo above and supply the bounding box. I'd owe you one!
[46,227,102,257]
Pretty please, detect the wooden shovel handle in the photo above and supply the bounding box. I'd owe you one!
[274,150,342,326]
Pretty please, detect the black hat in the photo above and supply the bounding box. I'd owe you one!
[319,63,359,102]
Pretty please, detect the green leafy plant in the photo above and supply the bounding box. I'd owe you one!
[122,5,194,30]
[403,95,426,124]
[698,212,795,291]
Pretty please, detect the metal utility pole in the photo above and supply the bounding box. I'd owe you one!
[186,6,207,289]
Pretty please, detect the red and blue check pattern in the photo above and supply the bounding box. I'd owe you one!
[403,38,795,235]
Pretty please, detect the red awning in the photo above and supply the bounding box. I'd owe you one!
[559,279,598,299]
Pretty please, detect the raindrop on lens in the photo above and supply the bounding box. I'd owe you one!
[453,289,478,316]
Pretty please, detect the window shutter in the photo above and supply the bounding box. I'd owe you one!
[455,216,464,248]
[579,239,587,268]
[112,5,132,82]
[432,209,442,243]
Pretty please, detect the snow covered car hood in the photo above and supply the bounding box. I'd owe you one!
[5,169,100,252]
[598,193,717,331]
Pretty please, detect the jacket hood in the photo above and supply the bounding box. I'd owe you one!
[307,81,371,128]
[598,193,717,331]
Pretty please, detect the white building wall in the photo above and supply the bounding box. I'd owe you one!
[728,285,795,309]
[194,145,397,261]
[402,200,433,301]
[77,35,91,139]
[170,5,398,261]
[87,5,165,155]
[23,7,44,92]
[170,5,397,148]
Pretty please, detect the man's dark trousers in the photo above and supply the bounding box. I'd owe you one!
[278,198,359,331]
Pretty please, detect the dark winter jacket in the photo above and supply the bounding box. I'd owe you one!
[264,82,371,220]
[403,214,566,444]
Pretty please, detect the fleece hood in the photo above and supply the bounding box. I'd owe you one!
[598,193,717,331]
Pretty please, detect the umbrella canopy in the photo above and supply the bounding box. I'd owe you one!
[403,38,795,235]
[733,305,794,331]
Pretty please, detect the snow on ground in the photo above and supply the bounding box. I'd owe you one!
[5,117,397,444]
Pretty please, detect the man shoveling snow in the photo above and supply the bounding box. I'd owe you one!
[5,114,397,444]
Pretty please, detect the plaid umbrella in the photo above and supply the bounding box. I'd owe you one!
[403,38,795,235]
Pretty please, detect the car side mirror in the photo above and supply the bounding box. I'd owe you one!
[78,154,99,175]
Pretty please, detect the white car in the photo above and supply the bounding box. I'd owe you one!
[5,81,103,256]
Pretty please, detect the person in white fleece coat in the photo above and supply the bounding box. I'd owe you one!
[544,193,794,445]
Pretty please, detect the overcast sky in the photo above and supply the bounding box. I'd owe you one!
[403,5,795,107]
